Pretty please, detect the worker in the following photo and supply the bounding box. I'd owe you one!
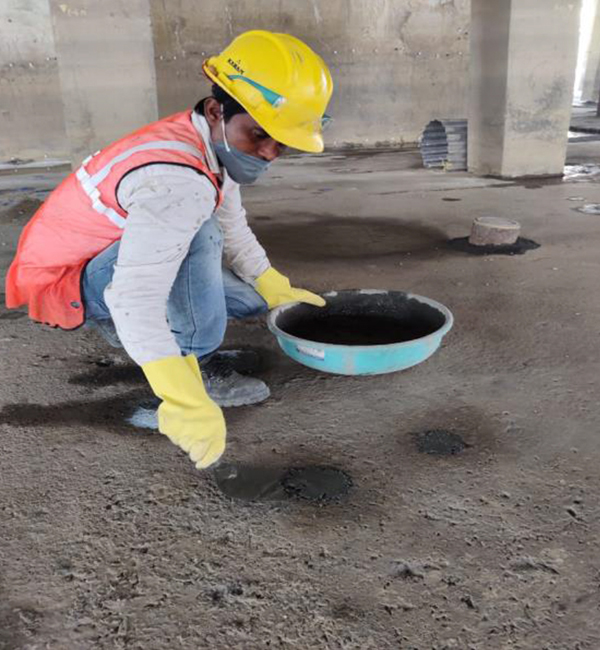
[5,31,333,470]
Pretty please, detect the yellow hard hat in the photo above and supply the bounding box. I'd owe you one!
[203,30,333,153]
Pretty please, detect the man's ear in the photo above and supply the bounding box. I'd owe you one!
[204,97,222,127]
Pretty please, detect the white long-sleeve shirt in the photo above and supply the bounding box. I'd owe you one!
[103,112,270,366]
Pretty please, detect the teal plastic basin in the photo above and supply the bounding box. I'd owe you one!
[267,290,453,376]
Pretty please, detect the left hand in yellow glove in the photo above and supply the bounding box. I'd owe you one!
[255,267,325,309]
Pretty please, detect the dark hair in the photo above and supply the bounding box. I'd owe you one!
[194,84,248,122]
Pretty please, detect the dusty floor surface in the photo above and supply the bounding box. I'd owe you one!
[2,139,600,649]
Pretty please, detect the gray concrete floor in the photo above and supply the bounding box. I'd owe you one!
[1,140,600,649]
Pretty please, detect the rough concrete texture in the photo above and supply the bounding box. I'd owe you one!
[575,0,600,103]
[0,0,68,163]
[1,0,470,161]
[47,0,159,165]
[149,0,469,148]
[469,0,581,177]
[3,138,600,648]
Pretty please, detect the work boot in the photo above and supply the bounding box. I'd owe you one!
[200,353,270,407]
[206,348,263,375]
[126,350,268,430]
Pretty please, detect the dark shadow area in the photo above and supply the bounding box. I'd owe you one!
[0,390,151,431]
[0,293,27,320]
[0,311,26,321]
[69,347,272,387]
[69,363,145,387]
[250,214,447,261]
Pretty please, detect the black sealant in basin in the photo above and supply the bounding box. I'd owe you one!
[276,291,446,346]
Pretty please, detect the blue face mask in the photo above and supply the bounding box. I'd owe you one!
[213,110,271,185]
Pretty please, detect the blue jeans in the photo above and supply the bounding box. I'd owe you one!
[81,216,268,358]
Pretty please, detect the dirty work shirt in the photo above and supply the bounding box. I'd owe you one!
[103,112,270,366]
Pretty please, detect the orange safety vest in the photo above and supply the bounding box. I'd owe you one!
[5,110,223,330]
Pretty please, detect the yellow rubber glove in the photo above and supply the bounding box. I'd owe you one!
[255,267,325,309]
[141,354,226,469]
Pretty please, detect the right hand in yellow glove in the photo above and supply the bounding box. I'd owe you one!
[142,354,225,469]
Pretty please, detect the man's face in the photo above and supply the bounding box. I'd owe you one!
[204,97,286,162]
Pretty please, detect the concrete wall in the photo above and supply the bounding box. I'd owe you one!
[0,0,68,163]
[1,0,469,161]
[149,0,470,148]
[48,0,158,166]
[0,0,586,173]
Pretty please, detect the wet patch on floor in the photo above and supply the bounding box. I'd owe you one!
[574,203,600,215]
[447,237,540,256]
[413,429,470,456]
[563,163,600,180]
[213,463,353,504]
[504,164,600,190]
[252,214,447,261]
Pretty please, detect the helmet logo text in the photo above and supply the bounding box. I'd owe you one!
[228,58,245,75]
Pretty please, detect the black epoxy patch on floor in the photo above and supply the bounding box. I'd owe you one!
[213,464,352,504]
[281,467,353,503]
[447,237,540,256]
[213,464,286,501]
[414,430,469,456]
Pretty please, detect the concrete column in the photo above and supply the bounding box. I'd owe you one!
[469,0,581,178]
[48,0,158,165]
[579,0,600,102]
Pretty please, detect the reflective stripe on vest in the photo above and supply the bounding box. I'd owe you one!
[75,140,209,229]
